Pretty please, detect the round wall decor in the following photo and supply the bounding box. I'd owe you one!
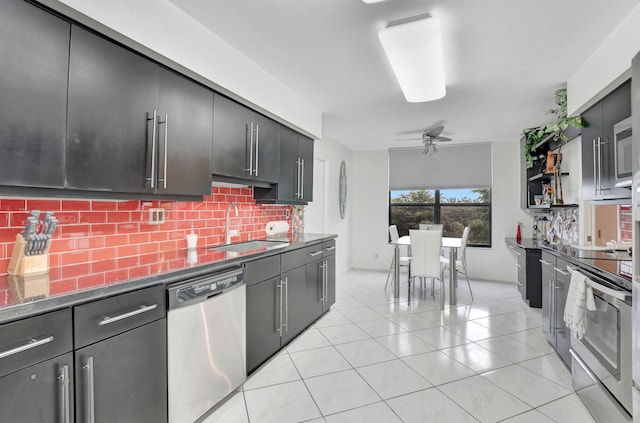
[339,160,347,219]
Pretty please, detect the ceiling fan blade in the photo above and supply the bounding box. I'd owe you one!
[435,136,452,142]
[394,137,424,141]
[425,125,444,138]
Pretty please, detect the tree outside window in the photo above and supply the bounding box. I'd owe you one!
[389,188,491,247]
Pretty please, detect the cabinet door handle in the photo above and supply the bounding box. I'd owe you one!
[0,335,54,359]
[98,304,158,327]
[276,280,282,334]
[309,251,323,257]
[514,251,522,256]
[539,259,552,265]
[245,123,254,176]
[324,261,328,303]
[300,158,305,199]
[320,261,325,304]
[283,277,289,332]
[157,113,168,189]
[516,264,523,268]
[254,124,259,176]
[295,158,302,199]
[83,356,95,423]
[554,267,569,276]
[592,138,598,196]
[58,364,70,423]
[146,110,158,189]
[548,280,553,334]
[325,246,336,252]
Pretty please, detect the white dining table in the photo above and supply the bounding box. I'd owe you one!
[389,235,462,305]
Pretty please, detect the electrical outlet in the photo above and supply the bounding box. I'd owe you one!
[148,208,165,225]
[285,209,290,218]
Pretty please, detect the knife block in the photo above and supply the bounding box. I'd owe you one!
[7,234,50,276]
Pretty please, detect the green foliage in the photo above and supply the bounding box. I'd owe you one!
[390,189,491,245]
[522,88,584,169]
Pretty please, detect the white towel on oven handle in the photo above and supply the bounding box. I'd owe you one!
[563,268,597,339]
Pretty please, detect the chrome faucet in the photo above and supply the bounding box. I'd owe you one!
[225,202,239,244]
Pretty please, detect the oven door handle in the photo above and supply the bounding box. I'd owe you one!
[566,266,631,301]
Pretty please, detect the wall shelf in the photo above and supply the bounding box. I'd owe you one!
[529,172,569,182]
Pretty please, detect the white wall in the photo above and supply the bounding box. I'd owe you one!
[567,2,640,115]
[308,138,354,276]
[46,0,322,138]
[351,143,531,283]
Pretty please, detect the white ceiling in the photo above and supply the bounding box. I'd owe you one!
[169,0,639,151]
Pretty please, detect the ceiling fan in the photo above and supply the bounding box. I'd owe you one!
[396,125,453,157]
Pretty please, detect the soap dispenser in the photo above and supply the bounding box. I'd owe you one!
[186,228,198,249]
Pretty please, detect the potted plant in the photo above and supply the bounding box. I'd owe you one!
[522,88,583,169]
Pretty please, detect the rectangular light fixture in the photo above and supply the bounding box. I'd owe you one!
[363,0,387,3]
[378,14,446,102]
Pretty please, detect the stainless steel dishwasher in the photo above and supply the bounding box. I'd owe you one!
[167,267,246,423]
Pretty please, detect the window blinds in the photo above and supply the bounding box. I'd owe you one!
[388,143,492,190]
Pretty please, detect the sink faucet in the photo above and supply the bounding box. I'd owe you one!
[225,202,239,244]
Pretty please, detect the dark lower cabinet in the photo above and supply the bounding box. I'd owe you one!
[0,0,70,189]
[323,246,336,313]
[74,319,167,423]
[540,251,571,367]
[246,242,336,374]
[0,308,74,423]
[506,239,542,308]
[246,276,282,374]
[73,285,167,423]
[0,352,75,423]
[281,266,310,345]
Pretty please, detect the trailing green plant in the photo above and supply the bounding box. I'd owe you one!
[522,88,584,168]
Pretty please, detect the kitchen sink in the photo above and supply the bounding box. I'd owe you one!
[209,240,288,253]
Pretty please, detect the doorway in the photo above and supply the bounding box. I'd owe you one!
[304,158,328,233]
[593,204,619,246]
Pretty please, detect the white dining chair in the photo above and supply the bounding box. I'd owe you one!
[385,225,411,290]
[419,223,443,232]
[409,229,445,308]
[440,226,473,301]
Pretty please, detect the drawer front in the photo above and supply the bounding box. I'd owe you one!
[0,308,72,378]
[281,246,313,273]
[245,255,281,287]
[323,240,336,257]
[74,285,165,348]
[539,252,556,277]
[305,243,325,264]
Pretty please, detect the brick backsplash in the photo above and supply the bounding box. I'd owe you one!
[0,186,292,297]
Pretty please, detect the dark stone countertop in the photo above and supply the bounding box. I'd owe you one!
[0,233,337,324]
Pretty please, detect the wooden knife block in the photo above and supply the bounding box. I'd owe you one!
[7,234,50,276]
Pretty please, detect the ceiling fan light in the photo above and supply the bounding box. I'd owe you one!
[378,15,446,103]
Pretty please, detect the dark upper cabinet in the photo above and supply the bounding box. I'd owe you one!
[66,25,159,194]
[254,126,314,204]
[0,0,70,188]
[212,94,279,183]
[581,80,631,200]
[157,68,213,196]
[67,26,213,197]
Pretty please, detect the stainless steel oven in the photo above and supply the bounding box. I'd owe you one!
[614,116,633,188]
[569,266,632,422]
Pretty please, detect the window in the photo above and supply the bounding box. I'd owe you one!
[390,188,491,247]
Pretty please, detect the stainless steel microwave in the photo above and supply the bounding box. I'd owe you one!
[614,116,633,188]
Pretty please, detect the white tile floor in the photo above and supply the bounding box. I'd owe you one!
[203,269,596,423]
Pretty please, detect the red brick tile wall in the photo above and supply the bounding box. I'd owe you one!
[0,186,292,303]
[620,205,632,242]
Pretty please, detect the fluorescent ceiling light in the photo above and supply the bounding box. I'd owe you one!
[363,0,387,3]
[378,14,446,102]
